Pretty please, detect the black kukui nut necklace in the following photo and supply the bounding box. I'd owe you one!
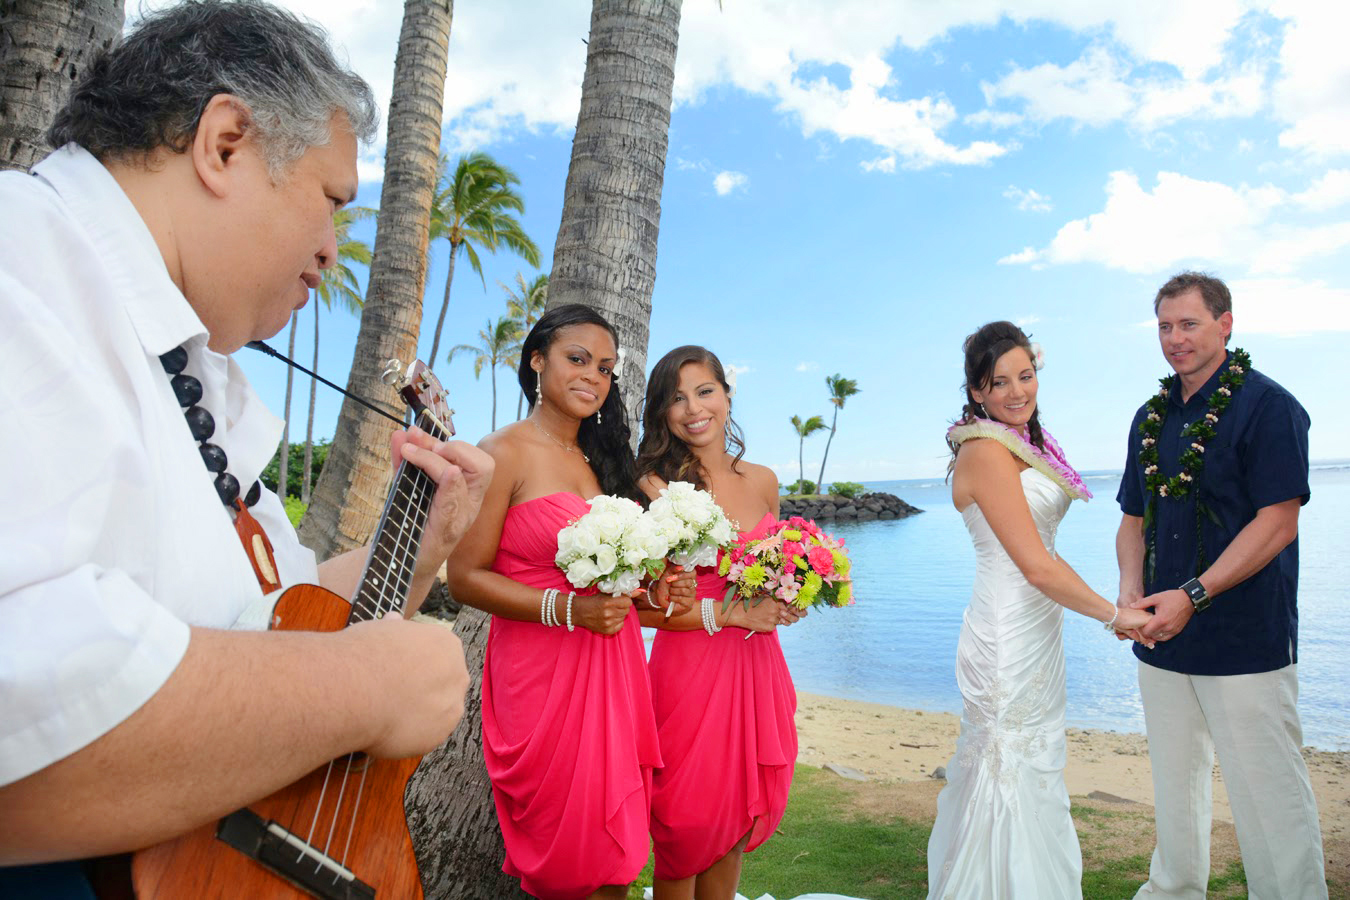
[159,346,262,509]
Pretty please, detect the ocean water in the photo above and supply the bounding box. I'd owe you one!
[776,464,1350,751]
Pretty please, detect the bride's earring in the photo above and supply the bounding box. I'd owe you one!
[977,403,987,418]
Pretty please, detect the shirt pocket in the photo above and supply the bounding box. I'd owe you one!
[1200,439,1239,494]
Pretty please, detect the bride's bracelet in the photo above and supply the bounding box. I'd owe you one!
[1103,606,1120,632]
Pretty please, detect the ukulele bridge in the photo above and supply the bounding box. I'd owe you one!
[216,807,376,899]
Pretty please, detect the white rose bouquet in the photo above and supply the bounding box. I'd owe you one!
[555,495,672,597]
[646,481,737,569]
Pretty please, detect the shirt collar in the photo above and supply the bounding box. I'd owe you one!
[1168,349,1233,410]
[30,144,208,357]
[32,144,284,485]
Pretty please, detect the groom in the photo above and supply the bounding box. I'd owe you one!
[1115,272,1326,899]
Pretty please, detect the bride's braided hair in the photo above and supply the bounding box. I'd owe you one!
[949,321,1046,469]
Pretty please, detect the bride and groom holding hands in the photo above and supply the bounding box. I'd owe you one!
[927,272,1327,899]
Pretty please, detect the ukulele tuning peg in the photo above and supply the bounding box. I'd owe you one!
[380,359,406,386]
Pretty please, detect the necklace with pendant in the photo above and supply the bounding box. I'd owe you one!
[529,417,589,463]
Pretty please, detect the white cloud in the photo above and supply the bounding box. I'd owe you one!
[1271,0,1350,158]
[1228,277,1350,334]
[980,44,1268,133]
[713,171,748,195]
[1000,169,1350,276]
[861,155,897,174]
[1015,315,1042,328]
[1291,169,1350,211]
[965,109,1025,130]
[998,247,1041,266]
[1004,185,1053,213]
[795,361,819,372]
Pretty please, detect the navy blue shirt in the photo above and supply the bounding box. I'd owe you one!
[1117,352,1310,676]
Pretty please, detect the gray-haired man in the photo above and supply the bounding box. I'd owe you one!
[0,1,487,892]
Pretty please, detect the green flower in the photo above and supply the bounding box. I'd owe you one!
[831,551,850,576]
[798,571,823,607]
[717,554,732,577]
[837,581,853,605]
[743,562,767,588]
[783,529,802,541]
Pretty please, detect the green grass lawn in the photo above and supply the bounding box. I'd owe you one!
[624,764,1297,900]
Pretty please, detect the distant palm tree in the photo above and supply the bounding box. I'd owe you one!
[301,206,375,503]
[816,374,861,494]
[502,271,549,419]
[426,152,540,369]
[277,312,300,497]
[790,414,827,495]
[449,315,524,430]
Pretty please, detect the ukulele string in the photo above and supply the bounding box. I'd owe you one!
[288,411,446,874]
[311,414,443,876]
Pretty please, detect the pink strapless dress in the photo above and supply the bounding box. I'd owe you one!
[482,492,662,899]
[647,514,798,880]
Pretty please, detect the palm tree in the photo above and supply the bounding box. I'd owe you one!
[0,0,123,172]
[300,0,451,563]
[301,207,375,503]
[546,0,683,432]
[277,312,299,498]
[449,315,522,431]
[816,374,861,494]
[790,414,827,495]
[426,152,540,369]
[501,272,548,419]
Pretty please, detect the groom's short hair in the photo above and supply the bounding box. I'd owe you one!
[1154,271,1232,319]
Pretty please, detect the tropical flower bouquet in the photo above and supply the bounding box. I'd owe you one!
[719,515,854,610]
[646,480,738,568]
[555,495,671,596]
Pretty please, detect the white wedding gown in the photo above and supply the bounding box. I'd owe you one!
[926,467,1083,899]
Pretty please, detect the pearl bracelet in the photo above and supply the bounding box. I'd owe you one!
[700,596,722,635]
[565,591,575,632]
[1103,606,1120,632]
[541,588,561,627]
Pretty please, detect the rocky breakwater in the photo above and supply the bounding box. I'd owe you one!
[779,491,922,522]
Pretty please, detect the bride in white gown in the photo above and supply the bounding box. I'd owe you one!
[927,322,1153,900]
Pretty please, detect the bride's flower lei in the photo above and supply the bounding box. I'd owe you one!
[1137,347,1250,583]
[946,418,1093,501]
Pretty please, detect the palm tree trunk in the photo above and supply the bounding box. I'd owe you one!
[302,299,320,504]
[817,407,839,494]
[489,359,498,430]
[278,311,298,497]
[546,0,682,434]
[427,243,457,369]
[404,606,529,900]
[799,437,806,493]
[301,0,452,562]
[0,0,123,172]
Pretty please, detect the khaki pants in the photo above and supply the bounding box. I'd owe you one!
[1134,660,1326,900]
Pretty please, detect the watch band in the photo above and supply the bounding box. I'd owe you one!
[1180,577,1211,612]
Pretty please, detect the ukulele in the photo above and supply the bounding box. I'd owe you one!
[126,359,455,900]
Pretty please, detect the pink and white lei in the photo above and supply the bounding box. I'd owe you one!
[947,418,1093,501]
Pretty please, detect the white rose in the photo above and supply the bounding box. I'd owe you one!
[571,526,601,558]
[594,543,618,576]
[567,557,601,588]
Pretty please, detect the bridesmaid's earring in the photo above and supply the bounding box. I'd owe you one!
[535,373,543,406]
[977,403,986,418]
[596,409,603,425]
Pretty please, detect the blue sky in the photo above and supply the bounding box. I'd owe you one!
[203,0,1350,481]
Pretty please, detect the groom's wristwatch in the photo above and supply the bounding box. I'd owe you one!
[1180,577,1211,613]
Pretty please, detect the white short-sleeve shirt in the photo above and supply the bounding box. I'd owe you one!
[0,145,320,786]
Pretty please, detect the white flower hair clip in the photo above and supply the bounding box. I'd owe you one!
[614,346,626,381]
[724,366,738,398]
[1029,341,1045,371]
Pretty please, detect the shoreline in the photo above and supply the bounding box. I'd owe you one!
[795,689,1350,842]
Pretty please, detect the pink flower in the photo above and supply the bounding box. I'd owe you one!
[784,561,797,575]
[783,540,805,559]
[808,545,835,575]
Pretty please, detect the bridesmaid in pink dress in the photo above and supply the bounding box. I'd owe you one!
[635,345,804,900]
[446,305,693,900]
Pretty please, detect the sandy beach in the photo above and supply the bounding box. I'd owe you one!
[795,690,1350,848]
